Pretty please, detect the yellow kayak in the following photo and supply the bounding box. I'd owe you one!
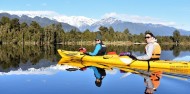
[57,49,190,69]
[58,57,190,76]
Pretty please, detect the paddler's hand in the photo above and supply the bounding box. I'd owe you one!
[145,88,154,94]
[79,47,87,53]
[83,52,89,55]
[130,52,138,60]
[129,54,137,60]
[119,52,131,56]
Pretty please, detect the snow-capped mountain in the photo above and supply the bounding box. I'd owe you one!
[0,10,97,29]
[77,17,123,31]
[83,17,190,36]
[0,10,57,19]
[0,12,79,31]
[55,16,97,28]
[1,11,190,36]
[92,17,122,25]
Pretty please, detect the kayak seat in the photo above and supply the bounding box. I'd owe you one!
[107,52,117,55]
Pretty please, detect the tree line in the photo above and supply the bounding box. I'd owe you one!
[0,16,190,45]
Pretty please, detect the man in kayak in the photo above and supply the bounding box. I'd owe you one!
[89,66,106,87]
[132,32,161,60]
[80,66,106,87]
[84,33,107,56]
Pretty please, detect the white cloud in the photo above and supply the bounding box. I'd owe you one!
[103,12,177,27]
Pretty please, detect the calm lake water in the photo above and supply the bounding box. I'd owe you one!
[0,44,190,94]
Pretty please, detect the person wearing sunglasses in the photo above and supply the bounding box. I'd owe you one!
[144,71,162,94]
[135,32,161,60]
[84,33,106,56]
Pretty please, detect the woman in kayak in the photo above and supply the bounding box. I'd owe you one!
[84,33,106,56]
[130,32,161,60]
[143,71,162,94]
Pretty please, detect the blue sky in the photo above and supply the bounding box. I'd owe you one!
[1,0,190,30]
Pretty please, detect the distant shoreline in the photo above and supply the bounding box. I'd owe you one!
[1,41,190,45]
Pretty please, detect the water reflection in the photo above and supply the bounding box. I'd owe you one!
[173,56,190,61]
[0,44,190,67]
[0,53,189,94]
[0,44,190,94]
[0,45,60,71]
[66,65,107,87]
[58,57,190,94]
[58,57,110,87]
[119,67,162,94]
[89,66,106,87]
[0,44,189,77]
[60,62,107,87]
[0,59,58,75]
[119,67,190,94]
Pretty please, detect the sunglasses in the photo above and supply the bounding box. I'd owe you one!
[145,36,151,39]
[95,39,100,41]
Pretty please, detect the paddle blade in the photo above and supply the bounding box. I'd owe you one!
[120,72,132,79]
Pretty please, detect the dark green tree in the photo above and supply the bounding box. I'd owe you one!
[10,18,20,31]
[99,26,108,35]
[173,30,181,44]
[20,22,29,43]
[1,16,10,25]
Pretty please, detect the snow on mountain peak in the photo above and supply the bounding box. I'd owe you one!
[102,17,118,23]
[54,16,97,28]
[0,10,98,28]
[0,10,121,28]
[93,17,122,25]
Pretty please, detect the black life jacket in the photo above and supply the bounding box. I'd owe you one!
[96,67,106,80]
[96,43,106,56]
